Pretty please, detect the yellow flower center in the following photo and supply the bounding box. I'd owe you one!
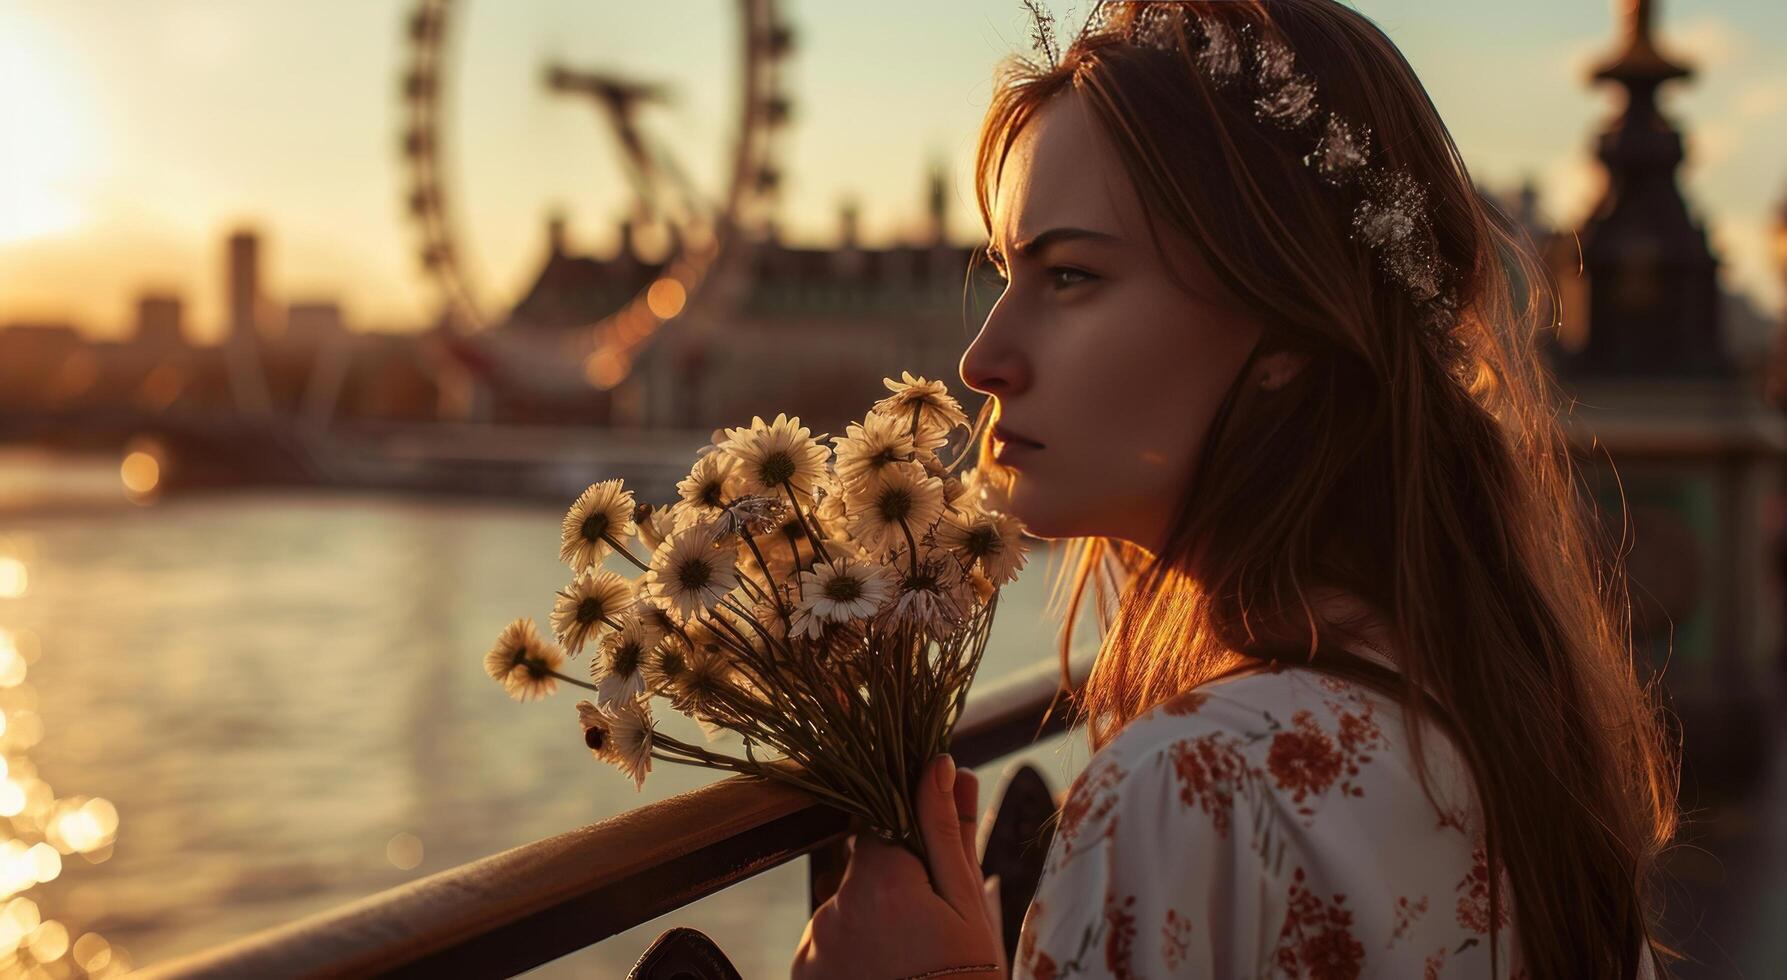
[677,560,713,591]
[824,577,863,601]
[581,511,611,542]
[878,487,912,521]
[760,451,797,485]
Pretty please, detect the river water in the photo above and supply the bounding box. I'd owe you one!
[0,448,1095,977]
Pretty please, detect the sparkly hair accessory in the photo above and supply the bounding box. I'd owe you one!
[1025,2,1466,373]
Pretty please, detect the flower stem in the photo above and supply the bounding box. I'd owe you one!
[603,533,652,573]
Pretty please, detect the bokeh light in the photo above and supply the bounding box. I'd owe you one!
[386,831,424,871]
[28,917,69,962]
[645,276,687,318]
[583,348,629,390]
[0,558,26,599]
[120,450,161,497]
[72,931,111,971]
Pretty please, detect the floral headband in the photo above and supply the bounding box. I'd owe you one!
[1022,1,1468,377]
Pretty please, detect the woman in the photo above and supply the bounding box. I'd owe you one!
[792,2,1677,977]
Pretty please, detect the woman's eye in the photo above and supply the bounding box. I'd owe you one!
[1048,267,1095,289]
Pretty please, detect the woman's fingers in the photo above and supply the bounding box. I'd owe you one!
[918,754,985,921]
[953,768,982,878]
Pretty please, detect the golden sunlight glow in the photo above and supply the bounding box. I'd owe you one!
[0,558,26,599]
[0,647,22,693]
[645,277,687,319]
[26,843,61,885]
[51,797,119,855]
[0,784,23,819]
[73,932,112,972]
[28,919,69,963]
[120,451,161,496]
[0,13,93,245]
[0,896,39,956]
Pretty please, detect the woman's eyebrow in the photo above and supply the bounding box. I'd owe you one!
[986,226,1124,267]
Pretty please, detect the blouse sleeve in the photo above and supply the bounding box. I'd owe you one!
[1011,733,1293,979]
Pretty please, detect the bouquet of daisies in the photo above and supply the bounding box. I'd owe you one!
[485,373,1028,863]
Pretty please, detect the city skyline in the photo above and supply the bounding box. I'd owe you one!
[1,0,1783,341]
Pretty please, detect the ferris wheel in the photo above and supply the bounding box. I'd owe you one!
[396,0,793,396]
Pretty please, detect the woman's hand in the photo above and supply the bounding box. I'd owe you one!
[791,755,1006,980]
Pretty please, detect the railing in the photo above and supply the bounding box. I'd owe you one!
[138,655,1091,979]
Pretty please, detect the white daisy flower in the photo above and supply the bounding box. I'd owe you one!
[667,631,737,718]
[590,617,658,708]
[831,412,916,490]
[677,451,742,520]
[550,567,635,656]
[932,508,1029,587]
[602,695,655,790]
[719,413,831,499]
[795,556,895,632]
[642,642,691,696]
[872,372,968,451]
[881,553,972,634]
[846,461,947,555]
[644,524,741,623]
[559,480,637,571]
[484,618,567,702]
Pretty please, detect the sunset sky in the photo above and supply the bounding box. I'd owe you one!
[0,0,1782,342]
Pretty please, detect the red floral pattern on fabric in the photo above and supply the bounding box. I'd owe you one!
[1270,867,1365,980]
[1266,710,1345,809]
[1018,901,1059,980]
[1160,908,1192,969]
[1103,894,1138,980]
[1454,842,1511,934]
[1167,732,1255,839]
[1012,669,1512,979]
[1389,894,1429,946]
[1054,757,1127,864]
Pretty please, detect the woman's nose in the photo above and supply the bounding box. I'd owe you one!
[959,300,1029,398]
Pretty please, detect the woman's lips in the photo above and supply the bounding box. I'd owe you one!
[992,425,1044,448]
[991,427,1043,465]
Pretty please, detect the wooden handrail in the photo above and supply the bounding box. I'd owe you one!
[139,655,1090,979]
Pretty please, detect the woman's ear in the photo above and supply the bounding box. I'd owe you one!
[1255,349,1313,391]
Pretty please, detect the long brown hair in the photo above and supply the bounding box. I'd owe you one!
[966,3,1678,977]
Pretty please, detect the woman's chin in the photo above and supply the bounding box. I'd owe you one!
[1003,489,1098,541]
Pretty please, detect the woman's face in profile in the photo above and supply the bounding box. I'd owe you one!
[960,90,1275,551]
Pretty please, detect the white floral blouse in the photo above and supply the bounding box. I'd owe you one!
[1012,659,1527,980]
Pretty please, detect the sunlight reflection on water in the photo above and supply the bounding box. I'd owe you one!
[0,451,1094,977]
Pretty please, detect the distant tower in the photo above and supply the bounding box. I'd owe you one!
[228,231,261,337]
[1555,0,1783,790]
[224,228,274,416]
[925,159,948,248]
[547,210,568,258]
[1567,0,1724,377]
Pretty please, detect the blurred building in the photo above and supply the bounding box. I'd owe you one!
[471,162,987,434]
[133,293,186,349]
[1540,0,1783,787]
[224,229,275,416]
